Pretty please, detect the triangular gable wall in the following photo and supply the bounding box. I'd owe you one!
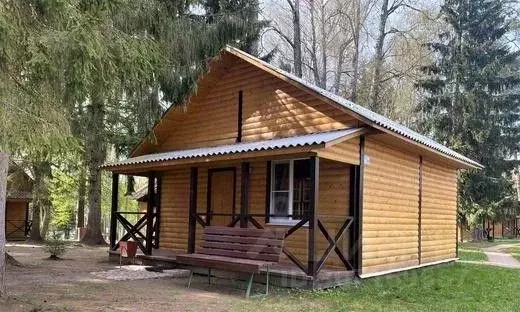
[133,53,360,156]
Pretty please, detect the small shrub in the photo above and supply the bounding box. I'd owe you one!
[44,233,67,260]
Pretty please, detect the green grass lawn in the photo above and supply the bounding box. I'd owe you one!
[458,249,487,261]
[239,263,520,312]
[506,247,520,262]
[459,238,520,250]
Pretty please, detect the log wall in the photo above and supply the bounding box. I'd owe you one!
[362,138,420,274]
[158,158,352,268]
[420,159,457,263]
[317,138,360,165]
[361,137,459,275]
[153,57,357,153]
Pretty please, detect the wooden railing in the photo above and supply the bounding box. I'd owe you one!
[191,212,354,276]
[113,211,159,254]
[6,219,32,239]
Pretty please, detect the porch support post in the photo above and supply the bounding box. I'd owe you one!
[188,167,198,253]
[418,155,423,264]
[109,173,119,251]
[153,175,162,249]
[240,162,250,228]
[307,156,319,277]
[145,171,156,255]
[349,164,360,271]
[356,136,365,276]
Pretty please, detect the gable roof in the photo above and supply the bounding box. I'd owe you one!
[130,46,482,169]
[224,46,482,169]
[104,128,366,170]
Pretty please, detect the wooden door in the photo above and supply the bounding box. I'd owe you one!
[209,169,235,226]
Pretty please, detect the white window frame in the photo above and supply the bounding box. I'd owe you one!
[268,158,309,226]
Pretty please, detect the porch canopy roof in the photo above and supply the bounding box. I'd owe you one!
[7,190,32,202]
[102,127,367,175]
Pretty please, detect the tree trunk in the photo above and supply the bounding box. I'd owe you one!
[319,0,327,89]
[309,0,322,86]
[369,0,389,113]
[81,92,106,245]
[30,161,51,242]
[291,0,303,77]
[348,0,361,101]
[333,41,349,94]
[0,153,8,297]
[77,165,86,228]
[41,207,51,240]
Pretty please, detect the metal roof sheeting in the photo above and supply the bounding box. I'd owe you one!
[103,128,363,168]
[227,46,482,168]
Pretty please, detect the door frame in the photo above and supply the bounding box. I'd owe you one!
[206,167,237,225]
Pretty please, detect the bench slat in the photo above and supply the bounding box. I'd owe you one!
[201,241,281,255]
[203,234,284,247]
[178,226,285,274]
[204,226,285,239]
[198,247,281,262]
[176,254,265,273]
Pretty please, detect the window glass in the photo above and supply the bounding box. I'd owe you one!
[273,162,290,191]
[270,159,311,221]
[293,159,311,219]
[272,192,290,217]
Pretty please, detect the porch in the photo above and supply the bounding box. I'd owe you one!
[109,248,355,289]
[104,130,366,289]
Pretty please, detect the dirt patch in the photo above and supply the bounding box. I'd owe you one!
[1,243,260,311]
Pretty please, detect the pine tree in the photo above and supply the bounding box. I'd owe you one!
[417,0,520,225]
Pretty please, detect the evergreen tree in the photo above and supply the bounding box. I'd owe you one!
[417,0,520,225]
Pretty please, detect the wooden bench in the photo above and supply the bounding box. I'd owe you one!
[176,226,285,297]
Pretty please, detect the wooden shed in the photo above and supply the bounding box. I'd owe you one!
[103,46,481,287]
[5,162,33,241]
[5,192,31,241]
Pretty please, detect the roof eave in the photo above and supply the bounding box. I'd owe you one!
[102,144,324,174]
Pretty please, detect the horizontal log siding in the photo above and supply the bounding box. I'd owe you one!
[244,159,350,268]
[158,159,351,269]
[316,160,350,267]
[317,138,360,165]
[154,58,356,153]
[159,168,190,251]
[362,139,420,274]
[421,159,457,263]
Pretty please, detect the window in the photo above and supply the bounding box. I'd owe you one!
[270,159,311,223]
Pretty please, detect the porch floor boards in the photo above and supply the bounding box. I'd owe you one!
[108,248,355,289]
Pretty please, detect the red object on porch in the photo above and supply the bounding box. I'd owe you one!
[120,241,138,258]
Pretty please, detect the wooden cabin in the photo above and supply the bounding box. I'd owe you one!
[5,162,33,241]
[103,46,481,287]
[133,186,149,214]
[6,192,31,241]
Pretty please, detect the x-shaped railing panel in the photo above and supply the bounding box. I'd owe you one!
[115,213,147,253]
[316,216,354,274]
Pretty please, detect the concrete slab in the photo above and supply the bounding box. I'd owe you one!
[91,265,190,281]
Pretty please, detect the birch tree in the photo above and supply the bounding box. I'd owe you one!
[368,0,425,113]
[269,0,304,77]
